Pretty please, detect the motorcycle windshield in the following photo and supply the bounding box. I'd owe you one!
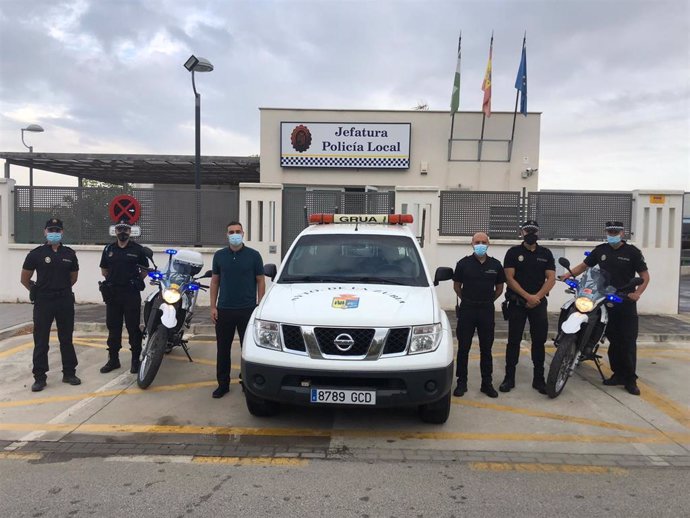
[576,266,610,302]
[161,268,193,290]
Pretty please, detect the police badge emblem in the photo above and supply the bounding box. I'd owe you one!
[518,255,524,262]
[601,254,607,261]
[45,257,51,263]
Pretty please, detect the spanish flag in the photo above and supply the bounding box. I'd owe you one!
[481,34,493,117]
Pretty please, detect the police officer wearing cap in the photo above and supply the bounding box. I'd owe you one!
[20,218,80,392]
[561,221,649,395]
[98,218,149,374]
[500,220,556,395]
[452,232,505,398]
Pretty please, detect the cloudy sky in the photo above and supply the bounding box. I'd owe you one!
[0,0,688,190]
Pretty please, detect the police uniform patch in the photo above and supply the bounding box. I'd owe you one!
[108,251,113,257]
[518,255,524,262]
[45,257,51,263]
[601,254,607,261]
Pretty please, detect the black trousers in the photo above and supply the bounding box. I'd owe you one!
[105,289,142,356]
[456,304,495,384]
[505,300,548,378]
[32,293,77,380]
[215,307,254,387]
[605,302,639,383]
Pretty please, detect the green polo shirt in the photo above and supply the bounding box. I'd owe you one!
[212,245,264,309]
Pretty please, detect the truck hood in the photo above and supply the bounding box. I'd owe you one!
[257,283,437,327]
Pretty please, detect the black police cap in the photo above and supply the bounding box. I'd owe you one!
[114,218,132,229]
[521,220,539,231]
[44,218,63,230]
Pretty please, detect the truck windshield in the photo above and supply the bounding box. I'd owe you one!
[278,233,428,287]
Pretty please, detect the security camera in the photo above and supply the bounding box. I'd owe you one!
[521,168,538,179]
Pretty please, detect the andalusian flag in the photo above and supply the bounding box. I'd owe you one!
[515,35,527,116]
[481,34,493,117]
[450,33,462,115]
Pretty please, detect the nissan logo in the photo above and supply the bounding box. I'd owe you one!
[333,333,355,352]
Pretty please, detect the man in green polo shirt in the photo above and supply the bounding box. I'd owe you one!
[210,221,265,399]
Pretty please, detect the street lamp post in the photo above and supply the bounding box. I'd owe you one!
[21,124,45,242]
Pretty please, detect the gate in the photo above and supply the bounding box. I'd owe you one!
[281,189,395,256]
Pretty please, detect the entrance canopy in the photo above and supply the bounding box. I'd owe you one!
[1,152,260,185]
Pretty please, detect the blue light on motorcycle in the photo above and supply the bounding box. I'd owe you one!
[584,251,591,256]
[165,249,178,255]
[187,283,200,291]
[148,271,163,280]
[565,279,579,289]
[606,294,623,304]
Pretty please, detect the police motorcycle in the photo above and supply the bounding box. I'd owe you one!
[137,248,212,389]
[545,257,643,398]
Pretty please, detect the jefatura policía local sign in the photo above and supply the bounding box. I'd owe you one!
[280,122,411,169]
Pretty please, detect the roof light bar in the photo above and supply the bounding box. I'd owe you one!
[308,213,414,225]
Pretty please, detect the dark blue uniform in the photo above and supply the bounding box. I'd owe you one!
[99,240,148,366]
[453,255,505,387]
[584,241,648,383]
[503,243,555,383]
[22,243,79,382]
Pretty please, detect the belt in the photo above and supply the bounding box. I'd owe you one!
[460,298,494,307]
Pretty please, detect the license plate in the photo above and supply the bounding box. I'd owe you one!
[310,388,376,405]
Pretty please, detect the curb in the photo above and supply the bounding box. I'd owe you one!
[0,322,32,342]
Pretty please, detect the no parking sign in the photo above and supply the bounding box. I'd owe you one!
[108,195,142,237]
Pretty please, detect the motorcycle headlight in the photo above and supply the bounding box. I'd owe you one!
[162,288,181,304]
[253,319,282,350]
[575,296,595,313]
[408,323,442,354]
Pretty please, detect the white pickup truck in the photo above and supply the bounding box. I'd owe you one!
[241,214,455,423]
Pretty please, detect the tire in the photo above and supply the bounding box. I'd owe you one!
[418,391,451,424]
[137,327,167,389]
[244,390,280,417]
[546,334,579,399]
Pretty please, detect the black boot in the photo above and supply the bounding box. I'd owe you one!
[532,371,547,395]
[499,372,515,392]
[453,380,467,397]
[130,353,141,374]
[480,383,499,398]
[100,354,121,373]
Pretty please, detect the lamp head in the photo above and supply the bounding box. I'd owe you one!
[23,124,44,133]
[184,55,213,73]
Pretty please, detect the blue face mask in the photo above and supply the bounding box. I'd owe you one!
[607,235,622,246]
[473,244,488,256]
[46,232,62,244]
[228,233,243,246]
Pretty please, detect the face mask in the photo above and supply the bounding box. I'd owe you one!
[228,233,243,246]
[607,235,622,246]
[46,232,62,244]
[117,232,129,242]
[473,244,488,256]
[524,233,538,245]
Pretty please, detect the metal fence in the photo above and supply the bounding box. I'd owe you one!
[439,190,633,240]
[14,186,239,246]
[281,189,395,256]
[439,191,522,239]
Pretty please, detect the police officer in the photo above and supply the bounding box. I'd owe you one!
[20,218,80,392]
[452,232,505,398]
[210,221,265,399]
[562,221,649,395]
[98,219,149,374]
[499,220,556,395]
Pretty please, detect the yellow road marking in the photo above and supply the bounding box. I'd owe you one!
[470,462,627,475]
[452,399,659,435]
[72,339,219,367]
[593,363,690,430]
[0,341,33,359]
[0,452,43,460]
[0,422,687,444]
[192,456,308,466]
[0,380,234,408]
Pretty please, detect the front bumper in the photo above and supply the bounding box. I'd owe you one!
[241,360,454,408]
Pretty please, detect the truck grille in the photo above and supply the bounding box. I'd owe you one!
[382,328,410,354]
[282,324,306,352]
[315,327,375,356]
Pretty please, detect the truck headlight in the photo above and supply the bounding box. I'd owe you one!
[162,288,181,304]
[253,319,282,350]
[575,297,594,313]
[408,323,442,354]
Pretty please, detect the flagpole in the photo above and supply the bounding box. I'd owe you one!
[510,33,526,145]
[449,32,461,160]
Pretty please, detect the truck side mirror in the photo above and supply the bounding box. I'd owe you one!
[264,264,277,281]
[433,267,454,286]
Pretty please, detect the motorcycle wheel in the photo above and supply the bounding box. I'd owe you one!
[546,334,579,399]
[137,327,167,389]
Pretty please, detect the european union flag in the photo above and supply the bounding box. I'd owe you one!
[515,44,527,116]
